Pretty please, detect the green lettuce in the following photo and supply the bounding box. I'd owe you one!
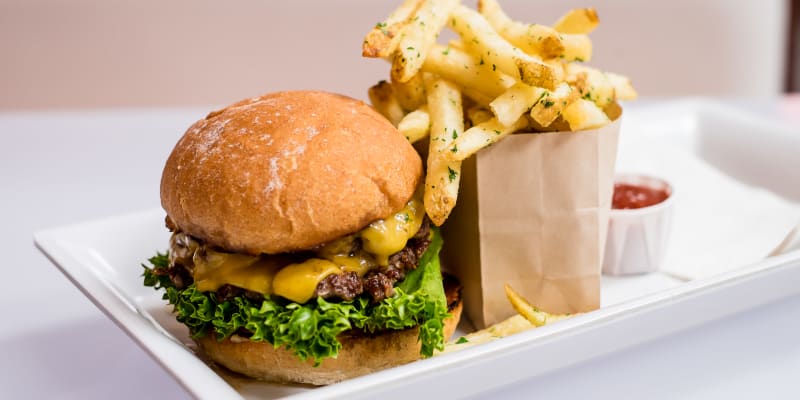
[142,228,449,364]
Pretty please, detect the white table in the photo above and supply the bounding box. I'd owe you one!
[2,104,798,399]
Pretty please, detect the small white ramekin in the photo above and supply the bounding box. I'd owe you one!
[602,174,674,276]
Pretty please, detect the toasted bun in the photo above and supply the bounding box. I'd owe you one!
[196,299,462,385]
[161,91,422,254]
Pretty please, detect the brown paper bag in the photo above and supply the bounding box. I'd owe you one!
[442,117,621,328]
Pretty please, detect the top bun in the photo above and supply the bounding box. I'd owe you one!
[161,91,422,254]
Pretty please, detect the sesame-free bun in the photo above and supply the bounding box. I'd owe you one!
[196,297,462,385]
[161,91,422,254]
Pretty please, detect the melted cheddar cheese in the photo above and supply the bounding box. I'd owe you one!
[180,195,424,302]
[359,197,424,265]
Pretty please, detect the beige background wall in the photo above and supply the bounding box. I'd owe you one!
[0,0,790,111]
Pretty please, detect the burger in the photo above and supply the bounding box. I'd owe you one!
[142,90,462,385]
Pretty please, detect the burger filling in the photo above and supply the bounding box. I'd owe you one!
[143,197,451,364]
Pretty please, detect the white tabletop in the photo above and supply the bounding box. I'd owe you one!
[2,104,798,399]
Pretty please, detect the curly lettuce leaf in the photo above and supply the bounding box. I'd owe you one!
[142,228,449,364]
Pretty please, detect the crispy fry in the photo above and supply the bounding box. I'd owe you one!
[478,0,592,62]
[528,82,580,127]
[424,78,464,226]
[392,73,427,111]
[504,284,573,327]
[561,98,611,131]
[362,0,423,58]
[449,5,558,89]
[392,0,460,83]
[422,44,510,100]
[439,314,533,353]
[478,0,562,58]
[440,285,575,354]
[489,82,539,127]
[466,105,493,126]
[449,115,527,161]
[528,115,572,132]
[397,105,431,143]
[368,80,406,126]
[447,39,469,52]
[566,63,616,108]
[606,72,638,100]
[553,8,599,34]
[559,34,592,62]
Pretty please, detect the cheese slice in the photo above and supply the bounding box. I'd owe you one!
[359,197,424,265]
[182,195,425,302]
[272,258,342,303]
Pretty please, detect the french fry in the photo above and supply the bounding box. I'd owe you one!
[368,80,406,126]
[528,115,572,132]
[528,82,581,127]
[553,8,599,34]
[422,44,510,100]
[424,78,464,226]
[397,105,431,143]
[489,82,540,127]
[566,63,616,108]
[392,0,460,83]
[362,0,422,58]
[489,81,578,128]
[606,72,638,100]
[466,105,494,126]
[446,39,469,52]
[504,284,574,327]
[440,314,533,353]
[449,5,558,89]
[559,34,592,62]
[561,98,611,131]
[392,73,427,111]
[478,0,592,62]
[478,0,562,59]
[440,285,575,354]
[449,115,527,161]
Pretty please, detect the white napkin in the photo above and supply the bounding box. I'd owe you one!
[615,128,800,280]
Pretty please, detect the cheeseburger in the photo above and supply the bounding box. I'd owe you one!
[143,90,462,385]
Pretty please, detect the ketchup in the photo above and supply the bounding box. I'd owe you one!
[612,183,669,209]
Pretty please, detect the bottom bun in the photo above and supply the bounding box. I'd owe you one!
[196,299,462,385]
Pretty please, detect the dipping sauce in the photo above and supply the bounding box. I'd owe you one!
[612,183,669,209]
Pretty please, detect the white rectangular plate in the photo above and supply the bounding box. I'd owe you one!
[35,100,800,399]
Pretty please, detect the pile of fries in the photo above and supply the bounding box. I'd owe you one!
[363,0,636,225]
[440,284,576,353]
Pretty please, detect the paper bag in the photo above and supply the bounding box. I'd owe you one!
[442,118,621,328]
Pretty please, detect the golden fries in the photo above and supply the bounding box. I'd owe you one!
[367,80,406,126]
[528,82,581,127]
[422,44,510,100]
[362,0,423,58]
[440,314,532,353]
[567,64,616,108]
[440,284,575,354]
[392,73,427,111]
[449,5,558,89]
[553,8,599,34]
[562,98,611,131]
[424,78,464,226]
[449,116,527,161]
[466,106,494,126]
[392,0,460,83]
[606,72,638,100]
[489,82,540,127]
[478,0,591,62]
[364,0,635,225]
[504,284,573,327]
[398,105,431,143]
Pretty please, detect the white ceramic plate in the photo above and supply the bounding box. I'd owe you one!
[34,100,800,399]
